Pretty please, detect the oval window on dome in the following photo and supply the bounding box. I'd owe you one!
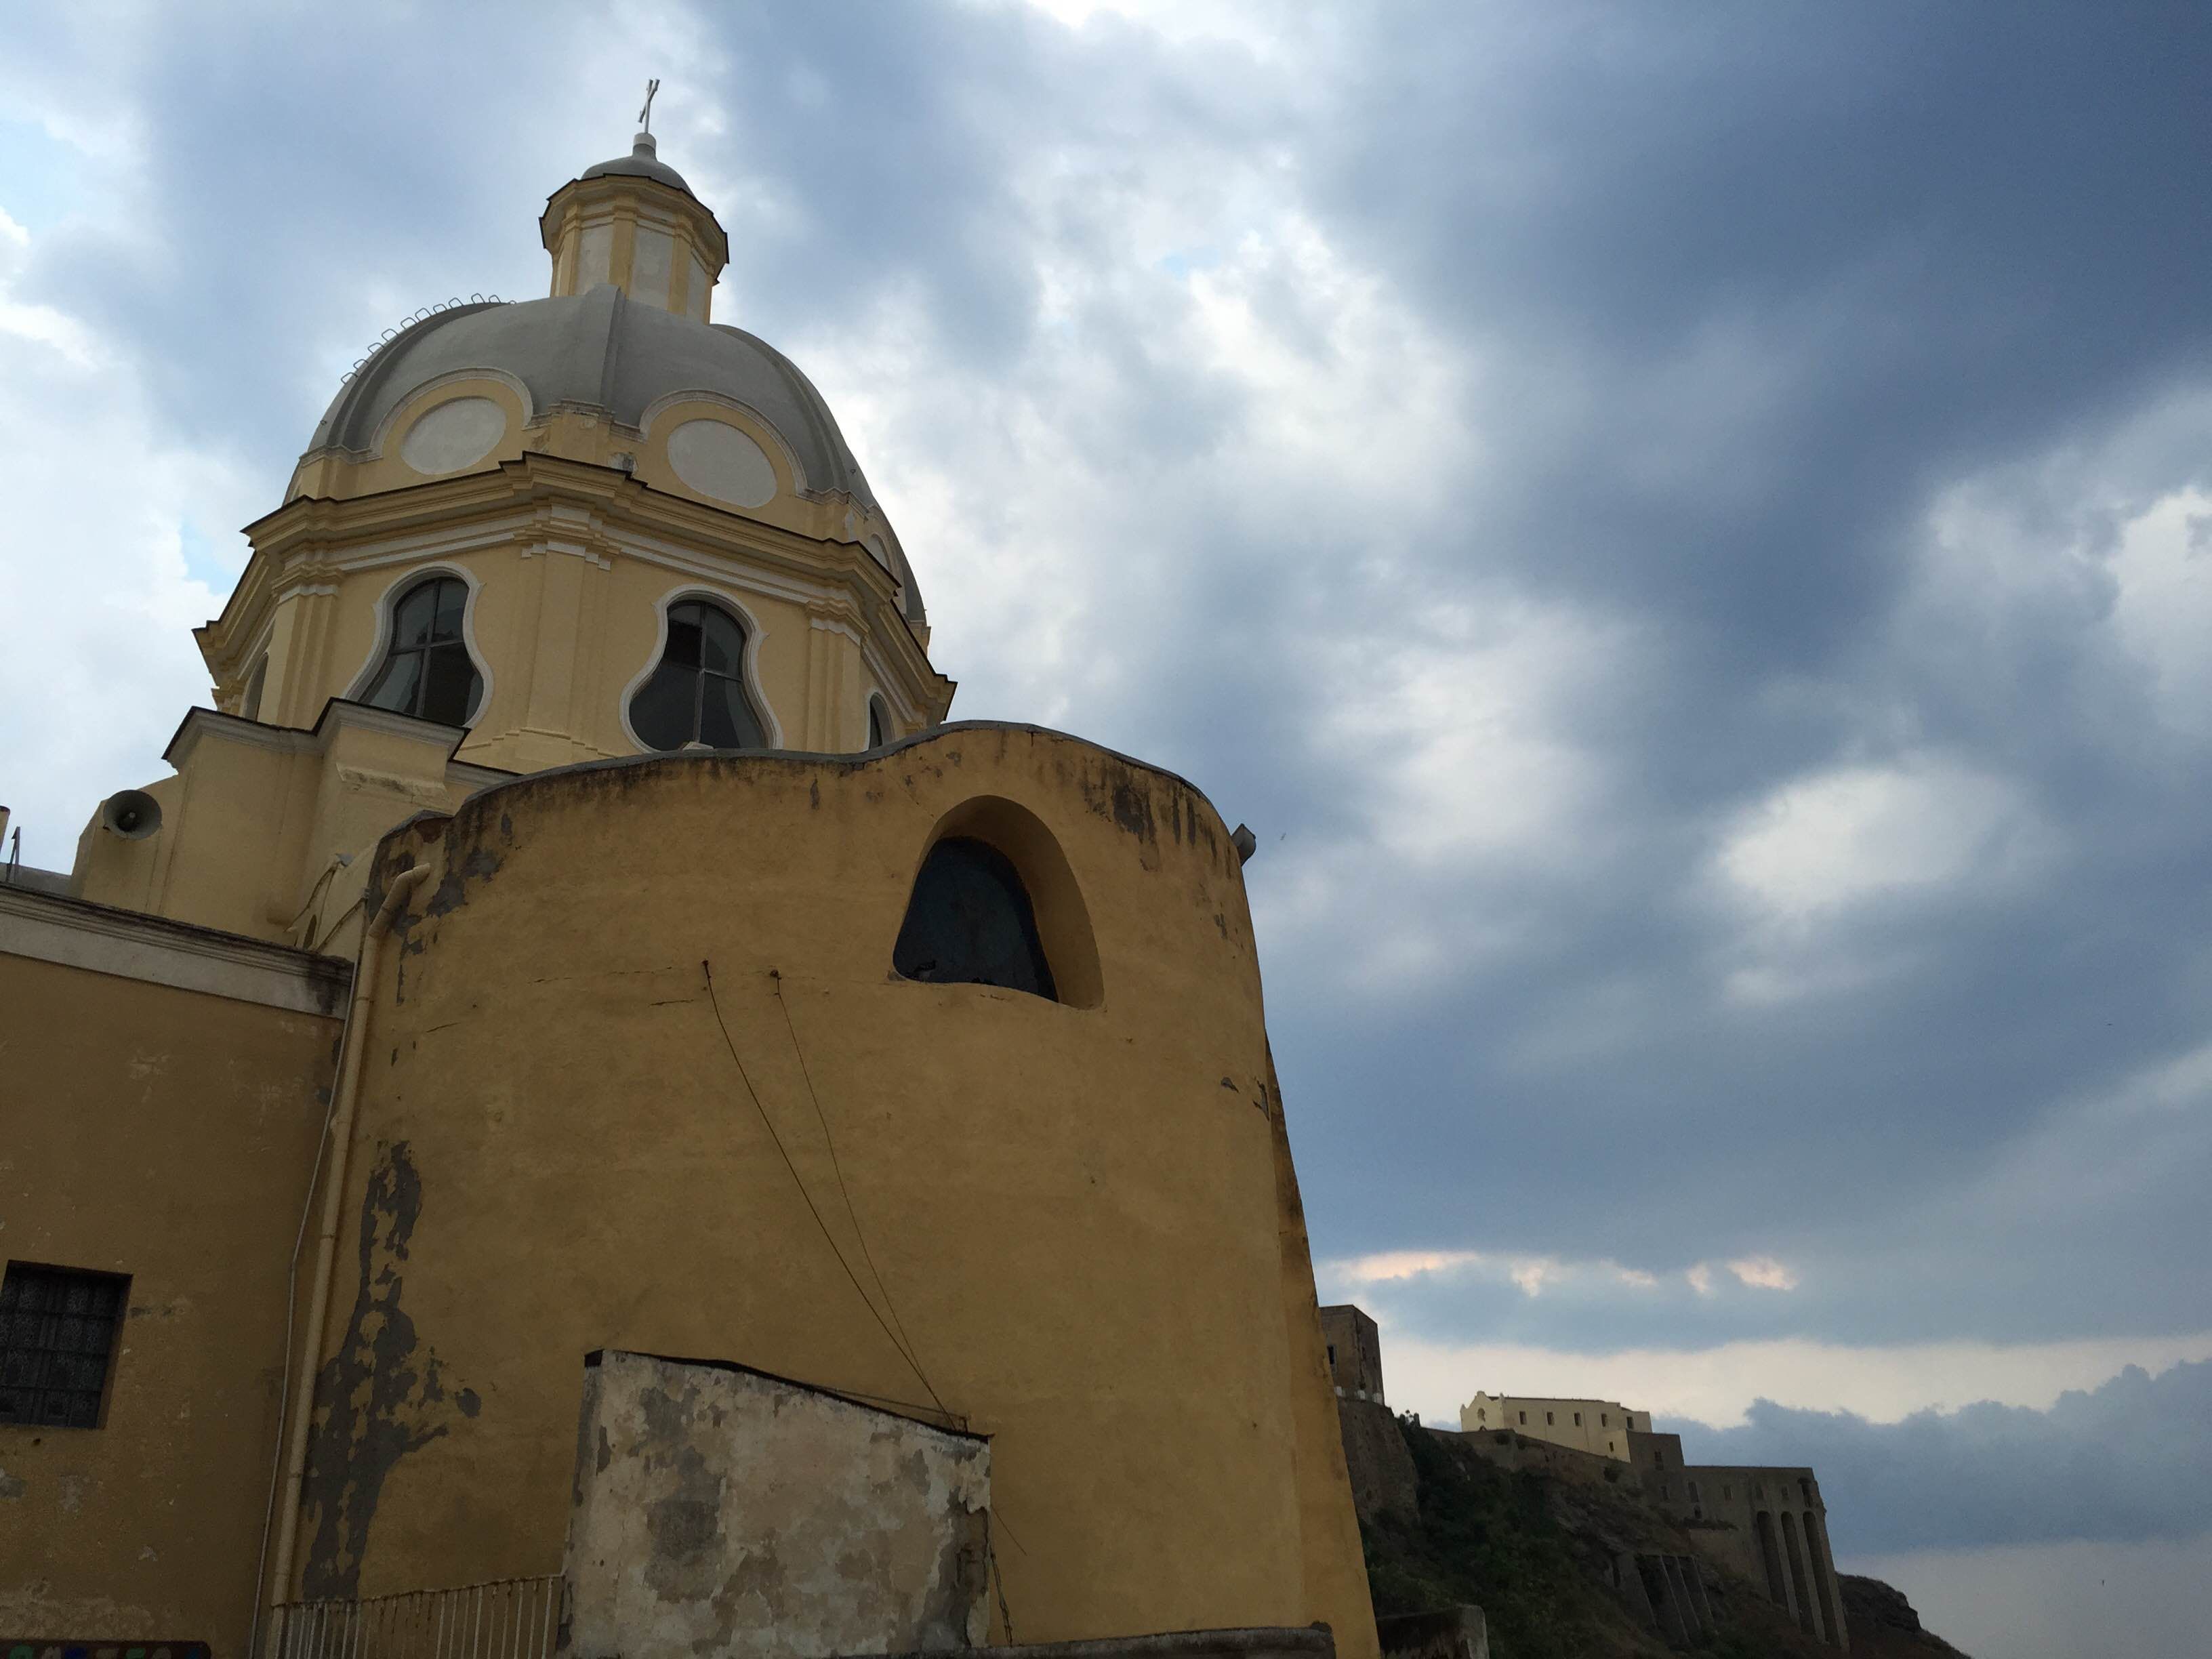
[667,419,777,508]
[399,396,507,475]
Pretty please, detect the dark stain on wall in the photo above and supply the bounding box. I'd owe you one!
[426,846,502,919]
[633,1382,731,1605]
[300,1139,475,1599]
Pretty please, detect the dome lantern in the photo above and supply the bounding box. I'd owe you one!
[540,127,730,321]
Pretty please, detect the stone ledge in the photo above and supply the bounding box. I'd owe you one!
[0,883,352,1015]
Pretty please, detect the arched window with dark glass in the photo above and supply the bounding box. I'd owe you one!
[629,600,770,751]
[868,695,890,748]
[892,837,1057,1000]
[363,576,480,726]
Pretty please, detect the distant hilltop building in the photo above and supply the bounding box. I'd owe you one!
[1330,1308,1849,1650]
[0,121,1380,1659]
[1458,1392,1649,1458]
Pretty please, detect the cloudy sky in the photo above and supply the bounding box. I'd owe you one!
[3,3,2208,1652]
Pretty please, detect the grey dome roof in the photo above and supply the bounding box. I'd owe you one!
[309,285,878,508]
[306,285,925,621]
[579,134,693,195]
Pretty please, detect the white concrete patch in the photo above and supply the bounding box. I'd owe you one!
[564,1352,990,1659]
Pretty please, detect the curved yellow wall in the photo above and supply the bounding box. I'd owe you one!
[296,725,1376,1658]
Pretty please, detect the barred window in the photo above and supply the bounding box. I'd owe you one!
[0,1262,129,1429]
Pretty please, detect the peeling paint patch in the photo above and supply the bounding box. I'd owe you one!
[0,1467,24,1500]
[300,1140,477,1599]
[426,847,504,919]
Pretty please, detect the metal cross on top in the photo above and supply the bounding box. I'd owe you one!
[638,78,661,136]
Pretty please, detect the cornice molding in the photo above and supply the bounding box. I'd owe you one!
[217,452,949,708]
[162,701,523,786]
[0,884,352,1017]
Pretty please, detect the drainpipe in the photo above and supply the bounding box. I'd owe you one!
[258,861,431,1647]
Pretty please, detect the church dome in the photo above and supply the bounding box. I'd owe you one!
[306,284,880,510]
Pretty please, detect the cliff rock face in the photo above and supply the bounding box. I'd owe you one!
[1338,1401,1970,1659]
[1837,1576,1972,1656]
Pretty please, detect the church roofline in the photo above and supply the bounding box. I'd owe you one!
[419,720,1231,855]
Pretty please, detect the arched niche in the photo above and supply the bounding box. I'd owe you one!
[890,795,1104,1010]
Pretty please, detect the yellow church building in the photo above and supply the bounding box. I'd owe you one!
[0,127,1378,1659]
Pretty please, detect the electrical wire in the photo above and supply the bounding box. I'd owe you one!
[768,967,947,1417]
[701,959,941,1410]
[716,962,1010,1633]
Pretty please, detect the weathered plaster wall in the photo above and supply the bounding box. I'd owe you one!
[0,949,342,1654]
[298,724,1378,1659]
[562,1351,988,1659]
[215,453,945,781]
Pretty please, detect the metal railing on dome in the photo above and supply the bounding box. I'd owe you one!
[267,1574,563,1659]
[340,295,505,385]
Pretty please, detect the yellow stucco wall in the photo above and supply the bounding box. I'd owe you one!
[198,450,945,781]
[0,952,340,1651]
[70,708,505,950]
[290,725,1377,1658]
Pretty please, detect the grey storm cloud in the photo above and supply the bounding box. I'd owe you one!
[5,0,2212,1407]
[1670,1359,2212,1553]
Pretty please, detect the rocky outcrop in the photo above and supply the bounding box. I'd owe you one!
[1343,1408,1974,1659]
[1338,1399,1422,1521]
[1839,1575,1973,1656]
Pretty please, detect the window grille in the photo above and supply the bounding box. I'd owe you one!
[0,1262,129,1428]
